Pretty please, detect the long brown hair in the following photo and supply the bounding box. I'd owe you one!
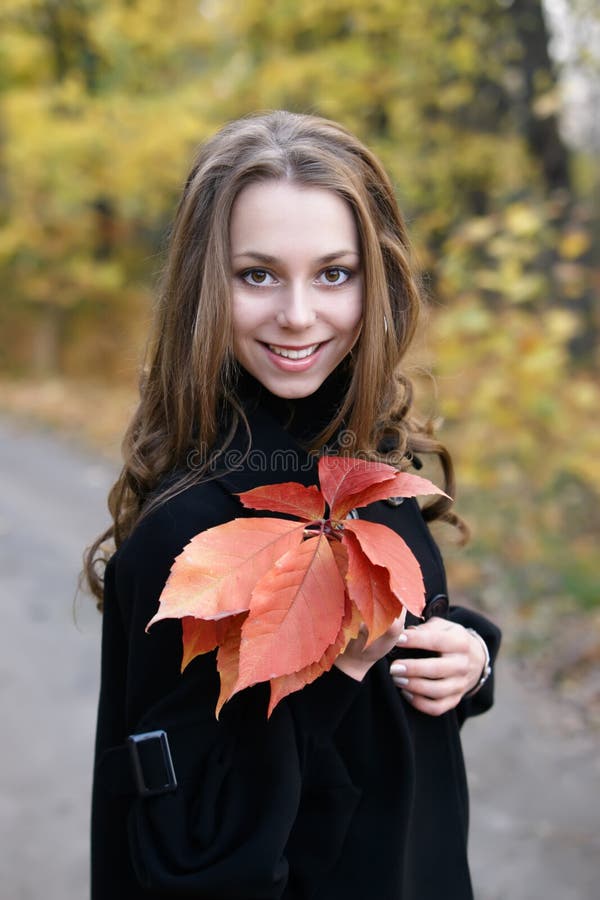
[85,110,463,605]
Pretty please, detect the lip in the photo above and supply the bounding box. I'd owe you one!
[261,340,329,372]
[266,343,319,350]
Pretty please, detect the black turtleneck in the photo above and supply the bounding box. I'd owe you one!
[232,361,353,447]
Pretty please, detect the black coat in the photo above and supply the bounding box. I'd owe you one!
[91,401,501,900]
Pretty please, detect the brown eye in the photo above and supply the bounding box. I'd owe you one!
[319,267,350,285]
[242,269,274,286]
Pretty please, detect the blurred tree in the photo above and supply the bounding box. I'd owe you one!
[0,0,215,375]
[511,0,572,192]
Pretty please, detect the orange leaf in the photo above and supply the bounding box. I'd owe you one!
[342,529,404,644]
[215,613,248,718]
[318,456,397,519]
[266,641,339,717]
[343,519,425,617]
[147,517,305,628]
[146,455,442,718]
[181,617,220,671]
[238,482,325,521]
[329,538,349,581]
[234,533,346,694]
[341,597,363,645]
[337,470,449,517]
[267,594,361,715]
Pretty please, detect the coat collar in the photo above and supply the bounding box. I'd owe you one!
[211,401,322,496]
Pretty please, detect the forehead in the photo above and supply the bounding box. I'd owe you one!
[229,180,359,256]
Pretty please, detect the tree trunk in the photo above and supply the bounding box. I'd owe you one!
[510,0,572,193]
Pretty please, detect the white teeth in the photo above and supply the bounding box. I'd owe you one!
[268,343,320,359]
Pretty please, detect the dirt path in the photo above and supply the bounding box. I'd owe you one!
[0,414,598,899]
[464,665,600,899]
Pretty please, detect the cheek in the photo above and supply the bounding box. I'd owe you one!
[231,300,257,340]
[342,293,363,334]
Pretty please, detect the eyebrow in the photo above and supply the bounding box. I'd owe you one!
[232,250,360,264]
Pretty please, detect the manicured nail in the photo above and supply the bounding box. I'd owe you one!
[390,662,407,675]
[401,689,414,701]
[395,677,410,687]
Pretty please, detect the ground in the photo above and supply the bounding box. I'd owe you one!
[0,413,598,899]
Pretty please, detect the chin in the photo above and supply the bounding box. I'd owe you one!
[266,385,317,400]
[261,376,325,399]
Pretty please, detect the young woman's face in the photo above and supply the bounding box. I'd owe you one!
[229,180,363,399]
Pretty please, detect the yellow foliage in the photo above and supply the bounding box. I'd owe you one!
[559,230,591,259]
[504,203,545,237]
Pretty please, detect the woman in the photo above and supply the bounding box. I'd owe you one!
[87,110,501,899]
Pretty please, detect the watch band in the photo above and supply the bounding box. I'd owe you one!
[464,627,492,697]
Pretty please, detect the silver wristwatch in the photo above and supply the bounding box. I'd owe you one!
[464,627,492,697]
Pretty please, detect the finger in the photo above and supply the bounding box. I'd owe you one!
[388,613,408,635]
[343,628,367,656]
[401,689,463,717]
[393,675,465,699]
[401,619,470,654]
[390,656,452,680]
[391,654,470,681]
[366,614,407,650]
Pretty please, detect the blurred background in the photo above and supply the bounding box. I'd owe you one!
[0,0,598,897]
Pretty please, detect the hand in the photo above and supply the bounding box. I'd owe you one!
[334,610,407,682]
[389,617,487,716]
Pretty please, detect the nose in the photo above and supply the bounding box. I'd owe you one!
[276,282,317,329]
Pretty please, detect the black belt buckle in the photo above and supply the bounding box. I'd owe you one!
[127,730,178,797]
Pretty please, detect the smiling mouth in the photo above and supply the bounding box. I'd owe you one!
[266,343,322,360]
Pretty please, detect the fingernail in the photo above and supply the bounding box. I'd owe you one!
[395,677,410,687]
[401,689,414,701]
[390,662,407,675]
[397,633,408,643]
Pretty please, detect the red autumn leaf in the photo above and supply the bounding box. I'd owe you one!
[147,517,305,628]
[238,482,325,521]
[267,594,362,715]
[181,617,220,670]
[266,634,342,716]
[215,613,248,718]
[318,455,396,518]
[149,454,447,717]
[337,470,449,518]
[342,528,404,645]
[329,538,349,581]
[343,519,425,617]
[233,533,346,695]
